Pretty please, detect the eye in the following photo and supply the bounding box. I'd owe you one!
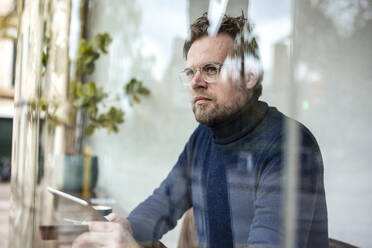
[185,69,195,78]
[203,65,218,75]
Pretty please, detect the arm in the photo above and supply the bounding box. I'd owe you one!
[72,220,141,248]
[72,214,167,248]
[248,128,328,247]
[73,147,192,248]
[72,133,197,248]
[127,146,193,244]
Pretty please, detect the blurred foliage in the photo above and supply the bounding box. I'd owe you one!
[70,33,149,136]
[85,107,124,136]
[125,78,151,105]
[41,36,50,76]
[76,32,112,77]
[69,81,124,136]
[21,33,150,137]
[16,98,63,130]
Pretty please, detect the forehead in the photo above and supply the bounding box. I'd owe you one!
[187,34,234,67]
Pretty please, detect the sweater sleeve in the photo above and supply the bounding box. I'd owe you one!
[127,145,193,244]
[248,127,328,247]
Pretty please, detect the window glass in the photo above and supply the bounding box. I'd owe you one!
[9,0,372,247]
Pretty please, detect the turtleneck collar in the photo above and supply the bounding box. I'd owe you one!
[208,96,269,145]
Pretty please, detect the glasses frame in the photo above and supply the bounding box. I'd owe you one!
[180,62,223,85]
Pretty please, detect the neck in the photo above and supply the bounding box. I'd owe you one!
[209,96,268,145]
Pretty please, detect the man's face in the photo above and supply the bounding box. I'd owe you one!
[186,34,251,126]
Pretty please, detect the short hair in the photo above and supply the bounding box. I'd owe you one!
[183,13,263,98]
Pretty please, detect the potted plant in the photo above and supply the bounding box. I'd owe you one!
[35,32,150,193]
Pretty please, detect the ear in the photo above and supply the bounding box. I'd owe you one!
[245,71,258,90]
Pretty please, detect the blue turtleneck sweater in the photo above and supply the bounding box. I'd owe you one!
[127,98,328,248]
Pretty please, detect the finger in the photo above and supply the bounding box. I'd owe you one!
[88,221,123,232]
[105,213,120,222]
[72,232,111,248]
[103,214,133,234]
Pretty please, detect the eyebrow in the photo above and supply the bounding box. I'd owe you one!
[185,61,222,69]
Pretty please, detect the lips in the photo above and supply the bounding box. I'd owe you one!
[194,96,212,104]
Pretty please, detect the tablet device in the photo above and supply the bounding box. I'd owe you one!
[47,186,107,221]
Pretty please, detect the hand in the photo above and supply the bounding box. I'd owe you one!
[72,215,141,248]
[105,213,133,234]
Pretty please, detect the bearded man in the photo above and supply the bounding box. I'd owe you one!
[73,13,328,248]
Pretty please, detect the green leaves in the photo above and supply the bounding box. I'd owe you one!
[41,36,50,76]
[71,32,122,136]
[76,33,112,76]
[41,51,49,68]
[70,81,106,110]
[21,97,62,129]
[125,78,150,105]
[86,107,124,135]
[69,33,150,137]
[73,76,151,136]
[69,81,123,136]
[76,39,100,76]
[92,33,112,54]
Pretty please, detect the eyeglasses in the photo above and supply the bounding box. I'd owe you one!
[179,63,223,85]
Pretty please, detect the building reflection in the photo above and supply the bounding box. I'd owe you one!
[6,0,372,247]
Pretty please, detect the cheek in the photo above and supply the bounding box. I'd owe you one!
[215,85,234,102]
[219,85,244,106]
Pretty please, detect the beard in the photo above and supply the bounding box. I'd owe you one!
[193,103,235,126]
[192,89,249,126]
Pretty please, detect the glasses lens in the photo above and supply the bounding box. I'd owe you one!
[178,71,191,86]
[179,69,194,85]
[202,64,219,82]
[184,69,195,80]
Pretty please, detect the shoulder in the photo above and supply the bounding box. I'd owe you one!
[263,105,319,145]
[187,124,212,147]
[255,105,321,160]
[251,105,286,150]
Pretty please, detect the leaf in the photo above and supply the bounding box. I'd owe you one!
[92,33,112,54]
[40,98,48,111]
[85,61,96,75]
[89,112,97,121]
[124,78,150,105]
[85,82,96,97]
[73,98,85,108]
[112,125,118,133]
[138,87,150,95]
[85,124,95,136]
[133,94,140,103]
[76,39,100,75]
[41,51,48,67]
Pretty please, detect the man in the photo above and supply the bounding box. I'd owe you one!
[73,13,328,248]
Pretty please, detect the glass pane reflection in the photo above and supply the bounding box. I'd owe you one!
[9,0,372,247]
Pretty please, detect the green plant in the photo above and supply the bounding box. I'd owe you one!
[75,33,112,77]
[23,32,150,139]
[14,97,63,132]
[125,78,151,105]
[69,81,124,135]
[69,33,150,136]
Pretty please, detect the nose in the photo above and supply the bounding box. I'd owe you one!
[190,70,208,89]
